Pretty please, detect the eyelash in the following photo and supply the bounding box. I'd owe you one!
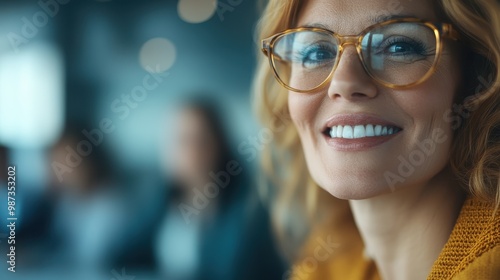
[379,37,429,55]
[298,43,336,61]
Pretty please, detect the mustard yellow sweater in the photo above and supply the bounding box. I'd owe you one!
[291,196,500,279]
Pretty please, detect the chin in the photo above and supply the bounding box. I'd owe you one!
[313,172,393,200]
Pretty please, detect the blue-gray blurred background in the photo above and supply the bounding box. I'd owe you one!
[0,0,286,279]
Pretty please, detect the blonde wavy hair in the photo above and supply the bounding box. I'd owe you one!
[252,0,500,257]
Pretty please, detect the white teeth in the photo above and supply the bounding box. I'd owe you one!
[342,125,354,139]
[353,125,365,139]
[330,128,336,138]
[366,124,375,137]
[328,124,400,139]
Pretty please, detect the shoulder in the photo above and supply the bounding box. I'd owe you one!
[428,196,500,280]
[452,246,500,280]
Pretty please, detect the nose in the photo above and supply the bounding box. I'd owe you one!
[326,47,378,101]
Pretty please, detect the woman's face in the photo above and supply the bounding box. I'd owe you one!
[289,0,461,199]
[173,108,220,184]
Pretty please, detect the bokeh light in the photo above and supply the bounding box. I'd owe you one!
[177,0,218,24]
[139,37,177,73]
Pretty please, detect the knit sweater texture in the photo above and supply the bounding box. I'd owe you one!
[291,196,500,279]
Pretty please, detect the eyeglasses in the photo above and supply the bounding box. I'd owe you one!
[261,18,459,93]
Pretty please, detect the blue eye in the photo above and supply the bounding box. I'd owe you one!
[385,40,426,56]
[296,44,337,68]
[379,37,432,60]
[387,42,419,54]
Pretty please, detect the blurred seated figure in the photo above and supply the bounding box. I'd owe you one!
[45,124,127,274]
[0,144,55,271]
[153,98,285,280]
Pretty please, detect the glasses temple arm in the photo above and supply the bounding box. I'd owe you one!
[442,23,460,40]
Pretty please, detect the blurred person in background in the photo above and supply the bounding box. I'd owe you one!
[151,98,284,280]
[43,123,128,274]
[0,145,55,272]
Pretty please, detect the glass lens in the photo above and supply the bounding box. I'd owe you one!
[361,22,438,86]
[271,30,339,91]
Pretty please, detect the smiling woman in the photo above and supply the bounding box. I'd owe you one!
[253,0,500,279]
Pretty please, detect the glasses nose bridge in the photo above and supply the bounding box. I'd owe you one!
[335,35,363,69]
[337,35,361,48]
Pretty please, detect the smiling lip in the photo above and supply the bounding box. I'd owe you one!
[321,114,403,152]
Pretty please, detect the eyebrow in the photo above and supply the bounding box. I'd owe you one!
[369,14,417,24]
[301,23,330,29]
[300,14,418,31]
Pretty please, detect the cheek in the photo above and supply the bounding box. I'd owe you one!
[388,66,459,185]
[288,92,324,133]
[397,66,458,135]
[288,92,336,193]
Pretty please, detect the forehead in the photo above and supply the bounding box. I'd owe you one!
[296,0,438,34]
